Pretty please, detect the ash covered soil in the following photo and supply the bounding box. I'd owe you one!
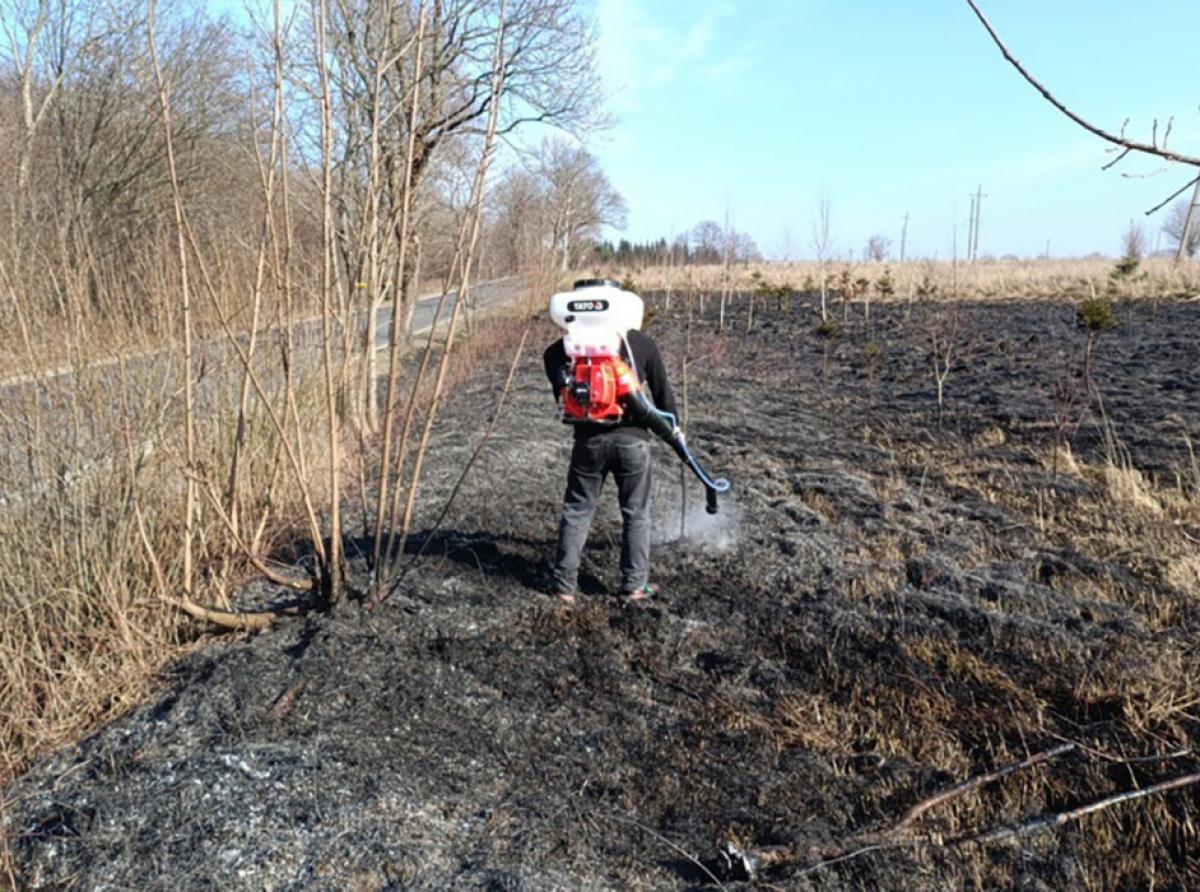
[6,296,1200,890]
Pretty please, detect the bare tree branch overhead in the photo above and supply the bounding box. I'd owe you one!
[1145,175,1200,216]
[964,0,1200,169]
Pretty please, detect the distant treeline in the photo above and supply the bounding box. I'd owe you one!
[592,220,762,268]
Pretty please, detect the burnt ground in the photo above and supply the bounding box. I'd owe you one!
[5,294,1200,890]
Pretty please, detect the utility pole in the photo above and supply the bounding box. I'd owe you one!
[968,185,986,261]
[968,193,977,261]
[1176,177,1200,264]
[900,211,910,262]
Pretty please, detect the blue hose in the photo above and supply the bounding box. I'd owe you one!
[624,392,730,514]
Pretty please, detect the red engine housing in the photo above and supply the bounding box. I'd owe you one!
[562,356,638,423]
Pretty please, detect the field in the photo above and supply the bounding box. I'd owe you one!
[618,256,1200,303]
[5,289,1199,889]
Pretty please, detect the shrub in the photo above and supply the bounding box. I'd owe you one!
[1111,254,1140,280]
[1111,222,1145,282]
[814,319,841,339]
[915,273,938,298]
[875,268,895,298]
[1077,297,1119,332]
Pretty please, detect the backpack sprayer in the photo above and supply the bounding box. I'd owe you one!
[550,279,731,514]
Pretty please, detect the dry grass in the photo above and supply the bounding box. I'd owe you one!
[1165,555,1200,594]
[0,479,189,780]
[0,276,532,786]
[0,354,335,783]
[0,234,314,381]
[587,257,1200,302]
[1043,442,1083,477]
[1102,463,1164,517]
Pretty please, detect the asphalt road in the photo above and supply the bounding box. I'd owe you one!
[0,276,524,390]
[0,276,526,506]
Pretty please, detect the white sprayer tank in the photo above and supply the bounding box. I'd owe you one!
[549,280,644,358]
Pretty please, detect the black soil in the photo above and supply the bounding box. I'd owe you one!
[6,295,1200,890]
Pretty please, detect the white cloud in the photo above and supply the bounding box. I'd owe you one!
[595,0,740,112]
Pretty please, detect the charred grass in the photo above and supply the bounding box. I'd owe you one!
[4,293,1200,889]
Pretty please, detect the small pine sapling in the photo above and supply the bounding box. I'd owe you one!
[1077,293,1119,394]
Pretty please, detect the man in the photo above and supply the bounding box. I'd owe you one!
[543,319,679,604]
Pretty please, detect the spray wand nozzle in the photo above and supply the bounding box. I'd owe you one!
[623,390,730,514]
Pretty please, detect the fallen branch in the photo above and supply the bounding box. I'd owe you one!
[125,431,284,632]
[729,747,1200,883]
[175,596,282,631]
[725,744,1075,879]
[724,740,1200,882]
[1046,732,1192,766]
[799,744,1076,874]
[886,742,1075,838]
[961,770,1200,847]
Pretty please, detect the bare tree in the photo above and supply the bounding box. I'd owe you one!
[312,0,602,249]
[732,231,761,264]
[147,0,197,602]
[928,305,966,427]
[687,219,720,264]
[539,137,626,271]
[0,0,75,198]
[1162,197,1200,258]
[485,138,625,278]
[1,0,248,308]
[865,234,890,262]
[719,201,732,331]
[810,194,833,322]
[487,161,546,272]
[301,0,603,427]
[1122,221,1147,261]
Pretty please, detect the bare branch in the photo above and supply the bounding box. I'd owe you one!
[962,771,1200,846]
[175,597,279,631]
[1101,148,1131,172]
[889,742,1076,839]
[1144,176,1200,216]
[722,744,1198,883]
[965,0,1200,168]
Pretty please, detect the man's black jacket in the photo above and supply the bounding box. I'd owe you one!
[543,329,679,441]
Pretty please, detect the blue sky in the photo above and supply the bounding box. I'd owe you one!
[587,0,1200,259]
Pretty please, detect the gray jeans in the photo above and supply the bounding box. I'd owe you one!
[552,433,652,594]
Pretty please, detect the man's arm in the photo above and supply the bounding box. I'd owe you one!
[543,339,567,401]
[639,338,679,421]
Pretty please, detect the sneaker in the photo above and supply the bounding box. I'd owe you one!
[622,583,659,602]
